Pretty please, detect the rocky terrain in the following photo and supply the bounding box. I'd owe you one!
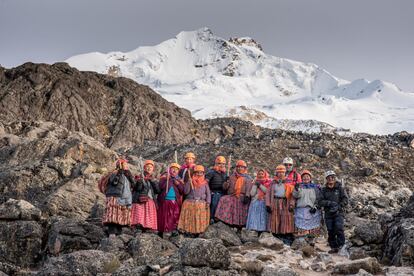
[0,63,414,275]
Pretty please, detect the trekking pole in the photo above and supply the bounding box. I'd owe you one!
[139,156,148,187]
[174,150,178,164]
[227,154,232,177]
[187,169,194,190]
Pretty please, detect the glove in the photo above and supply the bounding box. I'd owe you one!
[309,207,317,214]
[294,183,300,190]
[266,206,272,213]
[256,181,261,187]
[288,206,295,213]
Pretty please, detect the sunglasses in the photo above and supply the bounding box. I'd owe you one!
[284,164,293,167]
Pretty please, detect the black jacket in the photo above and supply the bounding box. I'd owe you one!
[206,169,228,193]
[132,174,160,203]
[318,181,349,217]
[105,170,135,197]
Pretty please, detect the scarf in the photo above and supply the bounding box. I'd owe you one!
[213,165,226,173]
[192,175,207,189]
[255,170,271,200]
[234,171,248,198]
[300,182,319,189]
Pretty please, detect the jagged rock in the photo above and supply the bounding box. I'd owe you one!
[0,199,41,221]
[176,266,238,276]
[0,262,20,275]
[313,146,331,158]
[0,63,206,149]
[310,261,326,272]
[384,266,414,276]
[0,220,42,267]
[45,174,106,219]
[128,233,178,266]
[179,238,230,269]
[98,235,134,261]
[258,233,284,251]
[240,229,259,243]
[37,250,119,276]
[352,269,374,276]
[354,220,384,244]
[238,259,264,274]
[0,121,116,211]
[47,217,105,255]
[200,222,242,246]
[314,252,334,265]
[261,265,298,276]
[333,257,381,274]
[349,247,368,260]
[383,195,414,266]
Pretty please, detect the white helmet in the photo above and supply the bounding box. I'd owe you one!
[283,157,293,165]
[325,170,336,178]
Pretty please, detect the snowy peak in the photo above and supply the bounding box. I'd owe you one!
[66,28,414,135]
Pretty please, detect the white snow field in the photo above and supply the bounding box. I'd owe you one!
[67,28,414,134]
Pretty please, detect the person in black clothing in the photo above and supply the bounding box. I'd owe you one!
[318,170,349,253]
[205,156,228,222]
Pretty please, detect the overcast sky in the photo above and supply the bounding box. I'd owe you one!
[0,0,413,91]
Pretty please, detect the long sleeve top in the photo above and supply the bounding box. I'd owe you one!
[292,183,321,208]
[224,173,253,197]
[183,181,211,204]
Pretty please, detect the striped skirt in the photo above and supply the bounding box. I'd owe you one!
[157,200,180,233]
[102,197,131,226]
[246,199,268,232]
[268,198,295,234]
[210,191,223,220]
[131,199,158,230]
[178,200,210,234]
[215,195,249,226]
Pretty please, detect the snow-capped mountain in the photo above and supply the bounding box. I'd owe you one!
[66,27,414,134]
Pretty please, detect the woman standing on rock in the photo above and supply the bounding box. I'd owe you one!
[246,168,271,232]
[178,165,211,235]
[292,170,322,241]
[179,152,196,183]
[100,158,134,238]
[215,160,253,228]
[131,160,160,233]
[157,163,184,236]
[205,156,228,222]
[266,165,296,238]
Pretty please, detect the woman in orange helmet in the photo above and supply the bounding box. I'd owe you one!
[266,165,296,239]
[215,160,253,228]
[157,163,184,236]
[292,170,322,241]
[178,165,211,235]
[179,152,196,182]
[131,160,160,232]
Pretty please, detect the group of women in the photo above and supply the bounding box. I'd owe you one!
[98,152,324,243]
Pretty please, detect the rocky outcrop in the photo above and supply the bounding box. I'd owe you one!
[47,217,105,256]
[0,62,203,149]
[37,250,119,275]
[179,238,231,269]
[0,199,43,268]
[200,221,241,246]
[383,195,414,266]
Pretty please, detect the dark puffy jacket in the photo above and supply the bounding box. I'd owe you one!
[132,175,160,203]
[105,170,135,197]
[318,181,349,217]
[205,169,228,192]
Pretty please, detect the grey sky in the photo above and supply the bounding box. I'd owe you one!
[0,0,413,91]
